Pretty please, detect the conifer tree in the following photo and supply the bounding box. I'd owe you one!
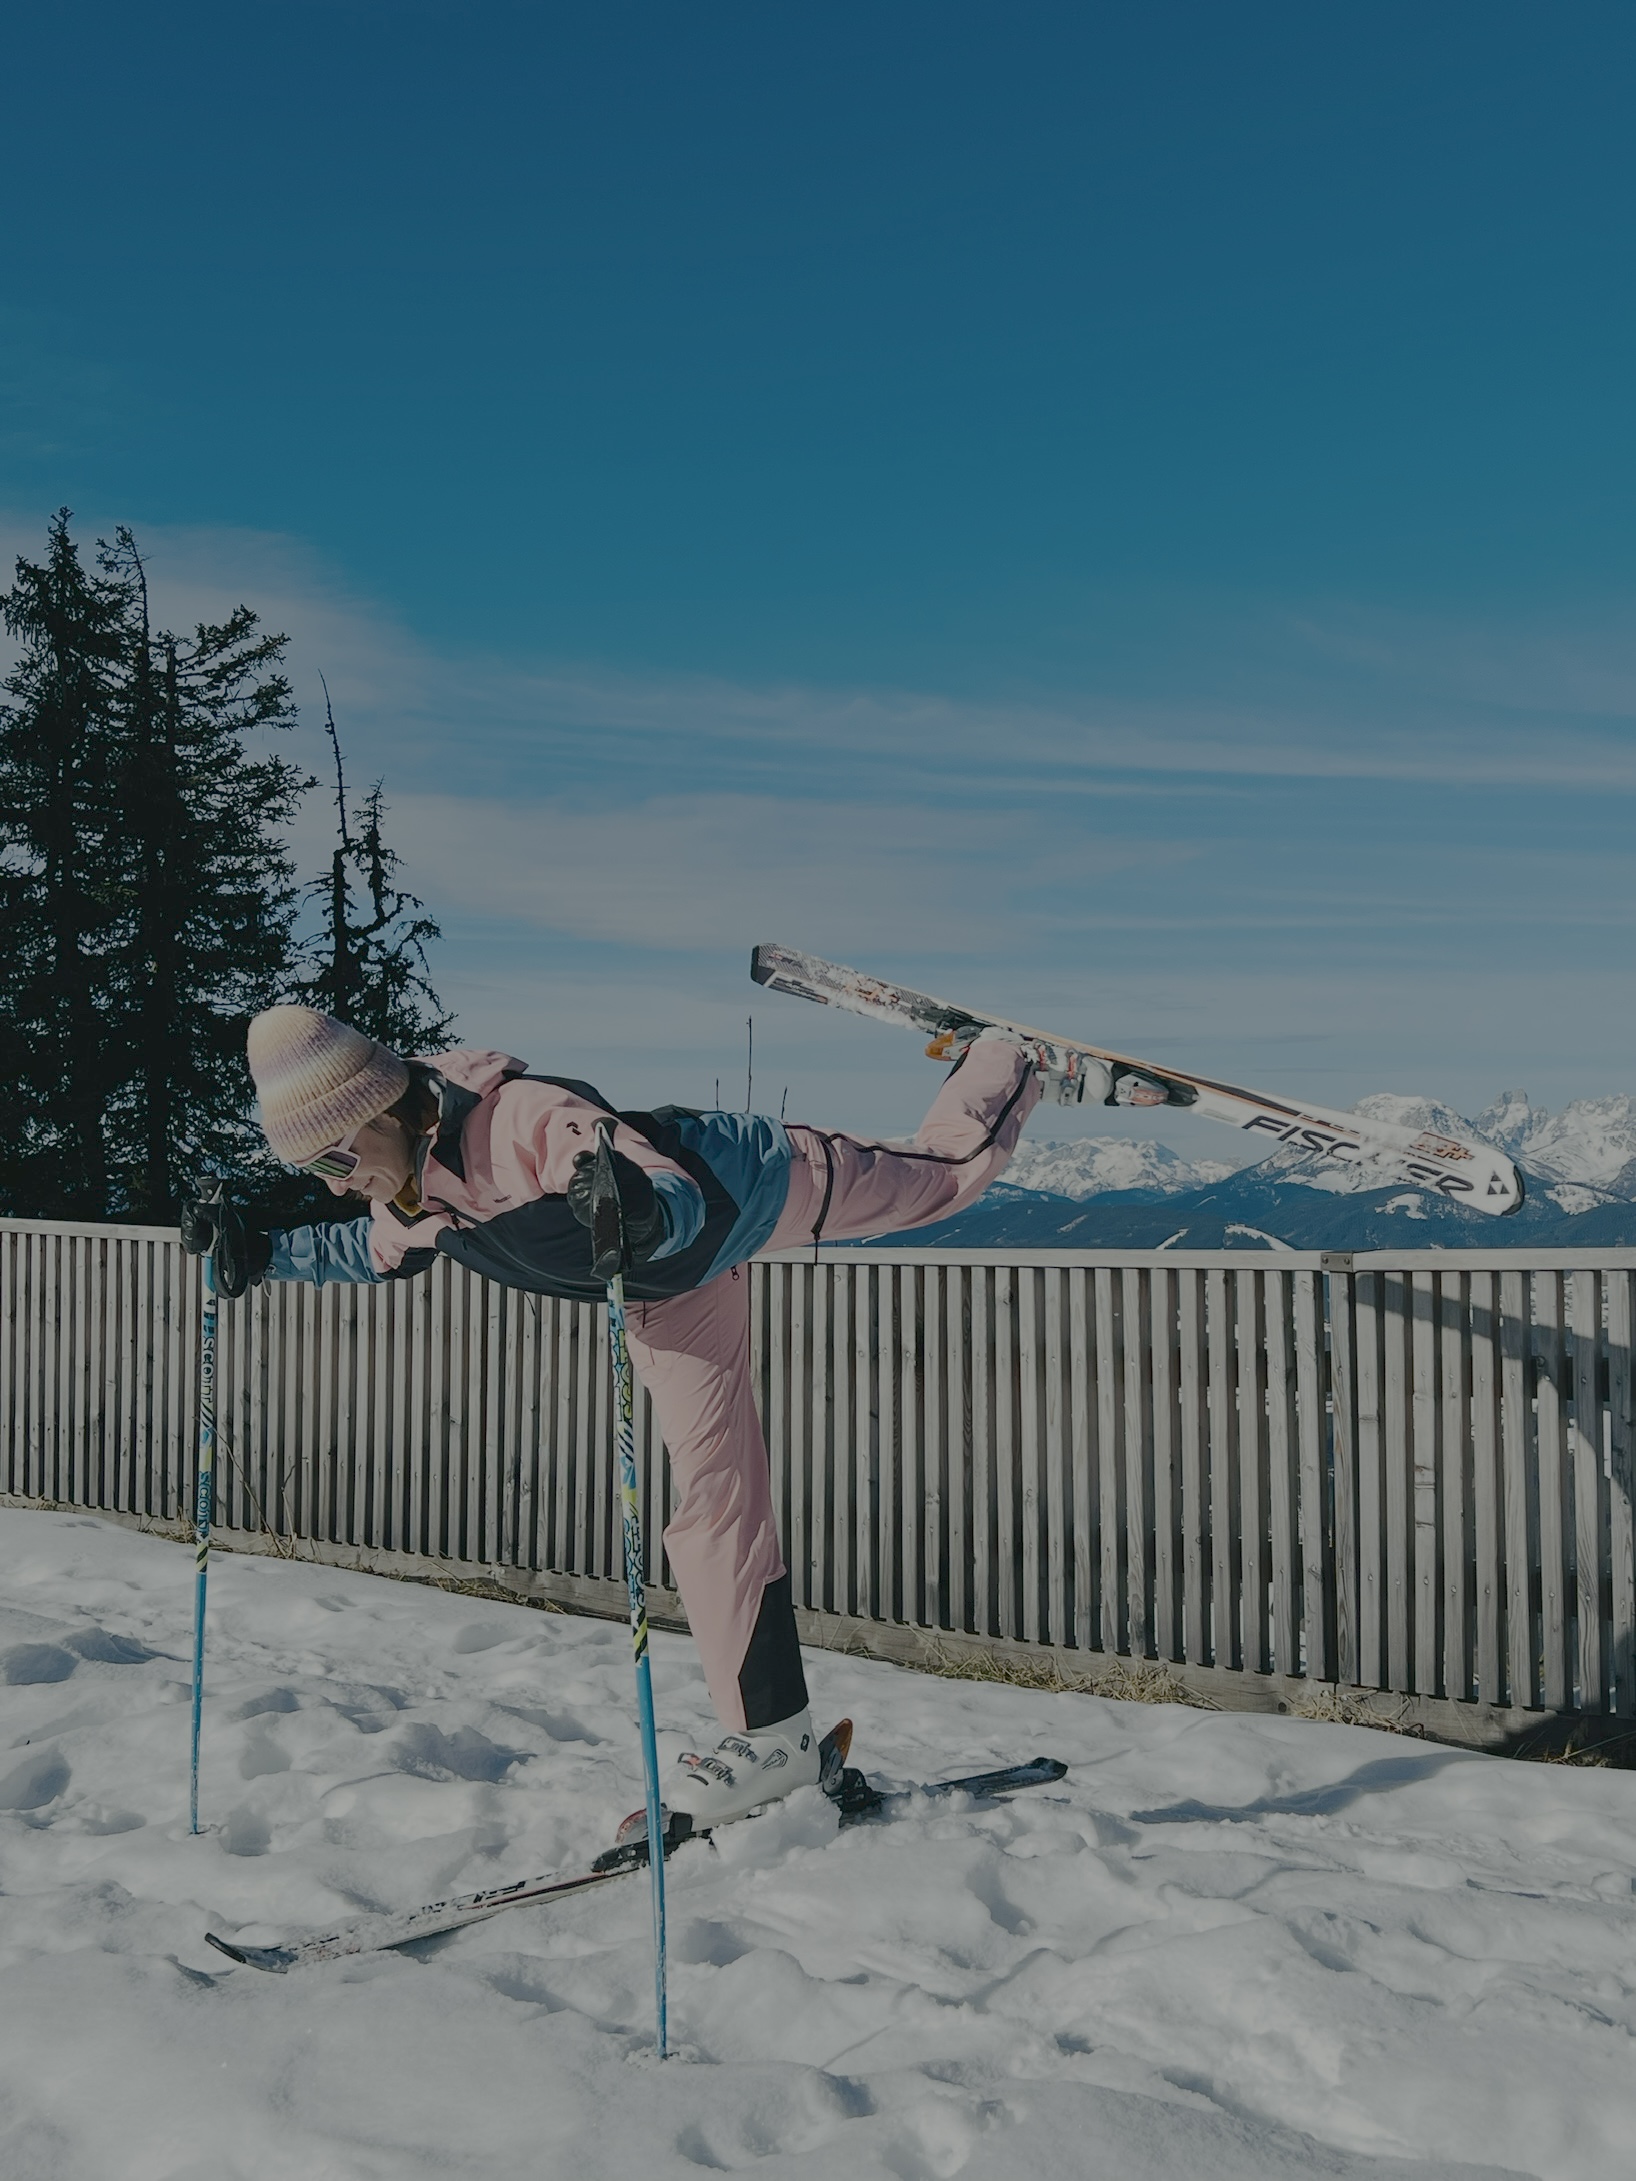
[298,679,452,1054]
[100,529,311,1217]
[0,512,129,1214]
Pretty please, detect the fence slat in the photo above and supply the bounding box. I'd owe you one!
[1410,1271,1439,1697]
[1043,1266,1067,1649]
[1383,1276,1413,1692]
[897,1266,918,1624]
[1178,1269,1207,1666]
[959,1264,985,1640]
[1439,1273,1470,1705]
[1265,1272,1298,1676]
[923,1264,943,1630]
[834,1262,854,1621]
[1536,1273,1569,1711]
[1206,1270,1236,1669]
[1151,1266,1179,1665]
[1570,1272,1606,1712]
[1069,1268,1092,1653]
[1018,1267,1040,1643]
[1122,1267,1151,1658]
[1608,1272,1636,1717]
[1469,1272,1501,1704]
[1498,1271,1534,1709]
[1095,1269,1120,1654]
[1294,1269,1330,1682]
[1355,1272,1384,1688]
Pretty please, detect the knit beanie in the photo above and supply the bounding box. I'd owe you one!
[247,1007,411,1166]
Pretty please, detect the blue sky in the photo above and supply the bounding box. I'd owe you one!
[3,3,1634,1148]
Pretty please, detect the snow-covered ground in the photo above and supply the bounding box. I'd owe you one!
[4,1510,1635,2181]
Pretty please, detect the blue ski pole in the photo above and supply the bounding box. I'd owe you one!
[591,1123,668,2058]
[190,1233,218,1836]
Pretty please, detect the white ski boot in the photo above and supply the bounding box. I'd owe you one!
[666,1708,823,1829]
[935,1022,1117,1107]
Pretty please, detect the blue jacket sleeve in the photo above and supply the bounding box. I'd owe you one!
[648,1169,705,1260]
[267,1220,384,1287]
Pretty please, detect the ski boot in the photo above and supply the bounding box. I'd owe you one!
[665,1708,824,1829]
[928,1022,1112,1107]
[930,1022,1178,1110]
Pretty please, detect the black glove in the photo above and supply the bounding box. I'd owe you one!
[566,1145,667,1268]
[179,1191,272,1300]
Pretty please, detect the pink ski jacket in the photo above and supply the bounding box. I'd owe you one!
[266,1047,795,1304]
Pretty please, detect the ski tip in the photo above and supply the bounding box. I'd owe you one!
[205,1931,293,1973]
[820,1717,853,1768]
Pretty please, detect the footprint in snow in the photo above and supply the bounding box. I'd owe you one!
[220,1803,273,1856]
[231,1687,301,1722]
[65,1627,160,1665]
[674,2074,880,2171]
[0,1746,71,1810]
[388,1722,528,1782]
[450,1621,523,1655]
[239,1728,292,1780]
[1,1643,77,1685]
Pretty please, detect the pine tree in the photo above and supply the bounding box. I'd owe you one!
[100,528,311,1218]
[298,679,452,1054]
[0,512,129,1215]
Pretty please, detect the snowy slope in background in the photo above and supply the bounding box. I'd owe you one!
[3,1511,1635,2180]
[1476,1090,1636,1193]
[912,1091,1636,1248]
[1001,1138,1241,1200]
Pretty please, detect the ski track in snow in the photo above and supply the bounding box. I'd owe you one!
[2,1514,1633,2179]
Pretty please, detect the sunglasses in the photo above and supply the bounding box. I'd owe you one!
[301,1126,365,1181]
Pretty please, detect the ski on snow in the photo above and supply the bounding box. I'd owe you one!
[203,1724,1067,1973]
[751,941,1523,1216]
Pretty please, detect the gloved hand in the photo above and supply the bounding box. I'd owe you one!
[179,1191,272,1300]
[566,1145,667,1268]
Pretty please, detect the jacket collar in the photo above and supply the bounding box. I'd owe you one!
[418,1071,481,1187]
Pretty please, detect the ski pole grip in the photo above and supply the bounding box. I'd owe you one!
[588,1121,628,1284]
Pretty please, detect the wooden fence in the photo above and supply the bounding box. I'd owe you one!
[3,1218,1635,1729]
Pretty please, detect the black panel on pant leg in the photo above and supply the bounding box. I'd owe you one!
[738,1572,808,1729]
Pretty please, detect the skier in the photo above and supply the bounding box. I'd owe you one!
[182,1006,1068,1827]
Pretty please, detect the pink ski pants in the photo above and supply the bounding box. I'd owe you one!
[624,1041,1039,1731]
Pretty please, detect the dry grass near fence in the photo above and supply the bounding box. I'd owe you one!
[923,1642,1214,1709]
[115,1511,566,1615]
[1539,1739,1613,1767]
[1288,1684,1427,1737]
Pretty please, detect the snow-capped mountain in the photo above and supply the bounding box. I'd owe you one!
[1001,1138,1240,1199]
[1474,1089,1636,1194]
[894,1091,1636,1250]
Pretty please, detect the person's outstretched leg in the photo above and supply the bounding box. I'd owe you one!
[768,1038,1042,1250]
[624,1266,806,1737]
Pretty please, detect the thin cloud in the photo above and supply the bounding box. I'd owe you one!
[5,508,1635,795]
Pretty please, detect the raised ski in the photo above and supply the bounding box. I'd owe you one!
[751,941,1524,1216]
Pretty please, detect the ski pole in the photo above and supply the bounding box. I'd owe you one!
[590,1123,668,2059]
[189,1222,219,1836]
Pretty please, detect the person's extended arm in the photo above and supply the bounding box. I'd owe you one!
[266,1220,384,1287]
[180,1198,417,1294]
